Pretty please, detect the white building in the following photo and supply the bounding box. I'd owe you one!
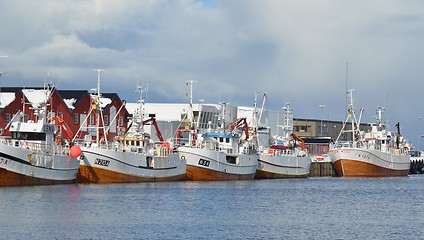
[125,102,284,146]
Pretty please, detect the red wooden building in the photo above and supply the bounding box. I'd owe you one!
[0,86,129,143]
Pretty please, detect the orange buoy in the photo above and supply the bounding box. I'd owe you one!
[70,145,82,158]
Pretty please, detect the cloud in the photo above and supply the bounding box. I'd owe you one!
[1,0,424,142]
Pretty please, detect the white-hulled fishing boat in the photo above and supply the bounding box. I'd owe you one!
[256,103,311,179]
[177,117,258,181]
[177,82,257,181]
[0,85,81,187]
[328,90,410,177]
[76,76,185,183]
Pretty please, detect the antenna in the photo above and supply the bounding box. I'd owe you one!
[135,80,148,119]
[94,69,105,98]
[186,80,198,107]
[0,55,9,106]
[345,62,349,115]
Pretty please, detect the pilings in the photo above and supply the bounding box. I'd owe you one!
[410,159,424,174]
[309,161,335,177]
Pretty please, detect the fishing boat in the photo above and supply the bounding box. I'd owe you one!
[0,84,81,187]
[76,77,185,183]
[177,116,258,181]
[177,82,257,181]
[256,103,311,179]
[328,90,410,177]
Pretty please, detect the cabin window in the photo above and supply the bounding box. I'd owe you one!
[5,113,10,124]
[58,112,63,119]
[12,132,45,141]
[90,114,95,125]
[226,156,237,164]
[104,115,109,126]
[226,138,230,143]
[219,137,224,142]
[74,113,79,124]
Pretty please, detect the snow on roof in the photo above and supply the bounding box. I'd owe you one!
[63,98,76,109]
[99,97,111,108]
[22,89,49,108]
[0,92,16,108]
[125,103,139,115]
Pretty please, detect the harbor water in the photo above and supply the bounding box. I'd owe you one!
[1,176,424,240]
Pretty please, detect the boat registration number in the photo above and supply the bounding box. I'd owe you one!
[198,159,210,167]
[0,159,7,165]
[95,158,110,167]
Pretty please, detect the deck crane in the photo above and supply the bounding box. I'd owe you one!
[227,117,249,139]
[142,117,164,142]
[50,116,74,139]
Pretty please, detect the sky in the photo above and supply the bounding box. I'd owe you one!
[1,0,424,147]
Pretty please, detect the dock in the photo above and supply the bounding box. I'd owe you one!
[410,159,424,174]
[309,161,335,177]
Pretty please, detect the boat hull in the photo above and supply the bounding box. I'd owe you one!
[0,168,75,187]
[256,154,311,179]
[329,148,410,177]
[0,144,80,187]
[77,147,186,183]
[178,147,258,181]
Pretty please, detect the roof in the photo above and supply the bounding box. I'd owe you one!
[1,87,43,93]
[57,90,88,109]
[22,89,49,109]
[0,92,16,108]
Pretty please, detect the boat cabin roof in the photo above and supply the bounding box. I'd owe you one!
[9,122,54,134]
[202,132,237,139]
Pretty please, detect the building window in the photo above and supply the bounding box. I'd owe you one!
[295,126,309,132]
[118,116,123,127]
[74,113,79,124]
[5,113,10,124]
[104,115,109,126]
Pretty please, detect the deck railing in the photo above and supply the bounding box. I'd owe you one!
[1,139,71,156]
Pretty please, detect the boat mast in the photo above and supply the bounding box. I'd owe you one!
[0,55,8,107]
[95,69,104,147]
[282,103,293,140]
[376,106,384,128]
[186,80,197,144]
[252,91,259,129]
[135,81,148,132]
